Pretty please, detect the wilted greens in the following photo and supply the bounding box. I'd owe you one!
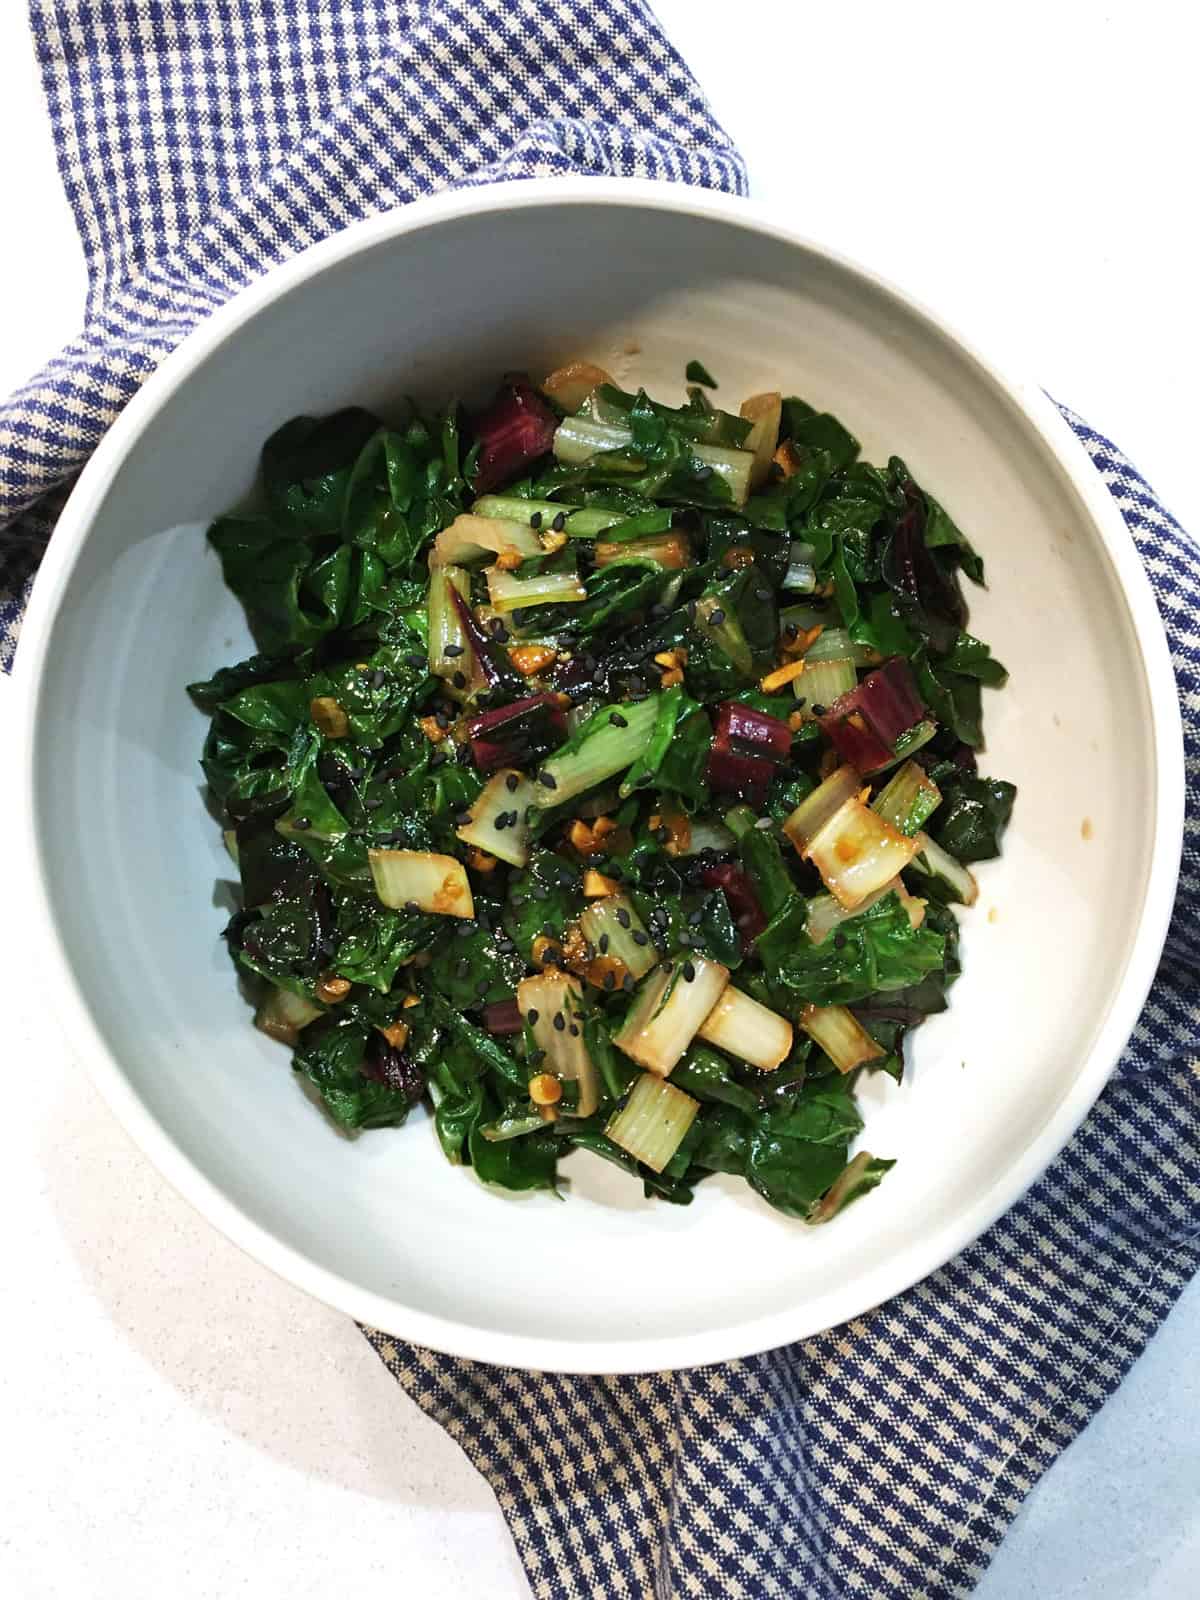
[191,362,1013,1223]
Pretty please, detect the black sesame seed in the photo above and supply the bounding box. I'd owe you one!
[292,816,311,831]
[530,511,543,530]
[607,863,623,880]
[365,795,384,810]
[603,972,616,991]
[677,932,692,948]
[683,961,696,982]
[693,464,714,481]
[654,826,671,844]
[451,671,467,689]
[811,704,827,717]
[476,979,491,996]
[445,643,465,658]
[496,938,515,954]
[511,893,526,908]
[553,1011,566,1032]
[569,1023,580,1037]
[833,933,847,950]
[405,652,426,668]
[455,809,473,825]
[404,900,420,913]
[783,624,799,641]
[435,710,450,729]
[632,930,649,946]
[429,752,447,768]
[537,770,558,790]
[616,908,631,929]
[622,973,635,993]
[528,1008,539,1024]
[794,697,807,710]
[494,812,508,831]
[687,909,704,926]
[505,772,520,792]
[371,668,387,688]
[513,608,530,626]
[598,933,610,954]
[528,1047,546,1067]
[456,742,472,765]
[456,920,475,938]
[531,884,550,900]
[551,512,566,532]
[755,588,771,603]
[663,962,674,975]
[609,711,628,728]
[709,607,726,625]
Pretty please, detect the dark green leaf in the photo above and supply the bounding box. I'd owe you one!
[930,775,1017,862]
[759,891,945,1010]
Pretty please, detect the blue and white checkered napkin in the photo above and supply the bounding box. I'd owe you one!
[6,5,1198,1597]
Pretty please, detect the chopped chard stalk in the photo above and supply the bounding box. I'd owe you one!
[697,986,793,1071]
[613,955,730,1078]
[871,760,942,836]
[606,1073,700,1173]
[369,849,475,919]
[580,893,659,981]
[465,692,568,774]
[782,764,862,854]
[911,832,979,906]
[517,971,599,1117]
[800,1005,885,1073]
[803,797,920,910]
[471,494,627,538]
[531,695,660,808]
[594,531,691,570]
[471,378,559,494]
[486,565,587,614]
[255,985,323,1046]
[483,997,524,1036]
[431,513,543,568]
[820,657,926,771]
[553,415,755,505]
[707,700,791,805]
[739,391,783,491]
[808,1151,895,1224]
[428,564,485,695]
[456,769,537,868]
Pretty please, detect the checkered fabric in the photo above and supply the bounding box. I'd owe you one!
[0,0,746,670]
[7,5,1199,1598]
[366,414,1199,1600]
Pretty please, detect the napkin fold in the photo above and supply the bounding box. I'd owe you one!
[7,5,1198,1599]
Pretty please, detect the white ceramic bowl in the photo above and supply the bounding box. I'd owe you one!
[15,180,1183,1373]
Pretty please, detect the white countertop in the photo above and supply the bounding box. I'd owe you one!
[1,4,1197,1596]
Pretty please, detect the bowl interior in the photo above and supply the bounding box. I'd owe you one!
[25,193,1160,1367]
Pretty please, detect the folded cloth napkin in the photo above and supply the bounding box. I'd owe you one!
[6,6,1198,1599]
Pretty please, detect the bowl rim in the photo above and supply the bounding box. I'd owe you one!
[13,176,1185,1373]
